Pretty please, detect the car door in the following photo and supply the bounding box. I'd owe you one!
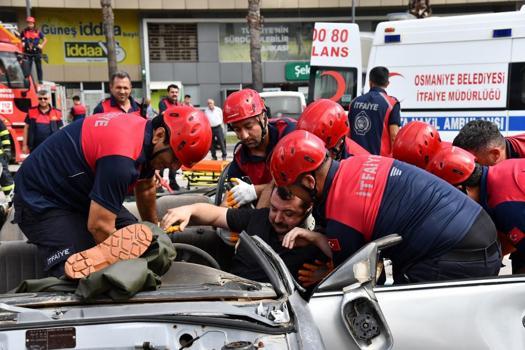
[308,235,399,350]
[375,276,525,349]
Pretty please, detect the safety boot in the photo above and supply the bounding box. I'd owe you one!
[64,223,153,279]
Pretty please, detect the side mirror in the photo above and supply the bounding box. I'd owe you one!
[312,234,402,350]
[316,234,402,293]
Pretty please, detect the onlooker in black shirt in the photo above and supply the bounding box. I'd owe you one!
[161,187,330,283]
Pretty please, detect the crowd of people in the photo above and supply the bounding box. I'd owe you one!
[9,64,524,289]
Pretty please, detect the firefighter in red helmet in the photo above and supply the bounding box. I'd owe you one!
[13,106,211,279]
[222,88,296,207]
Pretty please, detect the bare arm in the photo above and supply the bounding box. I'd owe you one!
[389,124,399,149]
[282,227,333,259]
[255,182,273,209]
[39,36,47,50]
[87,200,117,243]
[134,177,158,223]
[161,203,229,231]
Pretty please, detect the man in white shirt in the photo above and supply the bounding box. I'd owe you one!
[205,99,227,160]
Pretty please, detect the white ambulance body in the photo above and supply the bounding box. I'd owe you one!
[367,7,525,141]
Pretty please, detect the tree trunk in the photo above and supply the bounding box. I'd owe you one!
[101,0,118,79]
[247,0,263,92]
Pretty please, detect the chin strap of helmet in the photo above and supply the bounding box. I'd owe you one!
[300,154,329,202]
[255,112,269,147]
[300,171,319,203]
[150,146,171,160]
[460,163,482,188]
[331,138,345,161]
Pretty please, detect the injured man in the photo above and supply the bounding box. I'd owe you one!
[161,186,332,285]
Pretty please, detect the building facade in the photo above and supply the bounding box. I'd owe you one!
[0,0,520,111]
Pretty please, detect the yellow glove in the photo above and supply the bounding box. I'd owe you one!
[165,225,181,234]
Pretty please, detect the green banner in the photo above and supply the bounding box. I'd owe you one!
[285,62,310,81]
[219,22,314,62]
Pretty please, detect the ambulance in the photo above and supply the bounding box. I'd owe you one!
[366,7,525,141]
[307,22,368,111]
[309,7,525,141]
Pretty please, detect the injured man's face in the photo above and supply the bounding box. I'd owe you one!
[268,187,311,235]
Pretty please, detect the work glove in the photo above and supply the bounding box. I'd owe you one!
[165,225,181,234]
[227,177,257,207]
[298,259,334,288]
[221,187,242,246]
[217,227,240,247]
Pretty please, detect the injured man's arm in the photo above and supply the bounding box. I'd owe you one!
[161,203,230,231]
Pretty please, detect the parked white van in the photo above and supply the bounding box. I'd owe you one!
[366,7,525,141]
[259,91,306,120]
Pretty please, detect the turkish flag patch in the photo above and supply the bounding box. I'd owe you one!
[509,227,525,244]
[328,238,341,252]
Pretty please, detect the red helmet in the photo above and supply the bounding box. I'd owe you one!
[441,141,453,150]
[426,146,476,186]
[270,130,327,186]
[393,121,442,169]
[297,99,349,149]
[223,89,265,124]
[163,106,212,167]
[26,16,35,23]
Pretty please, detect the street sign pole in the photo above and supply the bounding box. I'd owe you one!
[352,0,356,23]
[26,0,31,17]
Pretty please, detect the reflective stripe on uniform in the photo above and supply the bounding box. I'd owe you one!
[1,140,10,145]
[0,130,9,137]
[1,184,14,193]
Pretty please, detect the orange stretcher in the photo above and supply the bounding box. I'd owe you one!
[181,160,230,189]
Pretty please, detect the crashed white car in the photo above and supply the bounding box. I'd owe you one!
[0,193,394,350]
[0,192,523,349]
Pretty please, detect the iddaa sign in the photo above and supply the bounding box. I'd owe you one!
[64,42,127,62]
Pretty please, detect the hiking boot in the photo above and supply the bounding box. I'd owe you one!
[64,223,153,279]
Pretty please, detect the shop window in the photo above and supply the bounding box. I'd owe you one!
[148,23,198,62]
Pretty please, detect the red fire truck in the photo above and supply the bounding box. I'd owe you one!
[0,23,40,162]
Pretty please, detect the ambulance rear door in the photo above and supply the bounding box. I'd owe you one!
[308,22,362,110]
